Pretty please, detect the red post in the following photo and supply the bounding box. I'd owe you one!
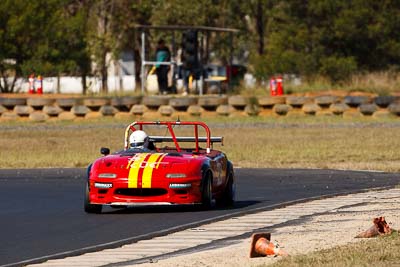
[276,75,284,95]
[269,76,277,96]
[28,74,35,94]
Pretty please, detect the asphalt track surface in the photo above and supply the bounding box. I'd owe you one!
[0,168,399,266]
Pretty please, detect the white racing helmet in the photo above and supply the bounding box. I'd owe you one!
[129,130,149,148]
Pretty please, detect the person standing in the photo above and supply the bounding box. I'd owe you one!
[155,39,171,94]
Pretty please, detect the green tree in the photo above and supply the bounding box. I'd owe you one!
[0,0,53,92]
[122,0,155,89]
[0,0,91,93]
[251,0,400,83]
[52,1,91,94]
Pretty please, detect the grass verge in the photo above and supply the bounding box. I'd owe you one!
[268,231,400,267]
[0,116,400,171]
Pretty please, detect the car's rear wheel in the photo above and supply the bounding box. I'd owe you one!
[201,173,214,209]
[84,183,102,214]
[222,170,235,206]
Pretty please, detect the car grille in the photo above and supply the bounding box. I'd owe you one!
[114,188,168,197]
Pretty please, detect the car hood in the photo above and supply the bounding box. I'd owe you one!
[91,152,205,178]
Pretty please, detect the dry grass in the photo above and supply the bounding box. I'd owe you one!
[268,231,400,267]
[0,125,123,168]
[349,71,400,95]
[220,126,400,172]
[1,117,400,171]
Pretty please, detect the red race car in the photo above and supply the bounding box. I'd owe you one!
[84,120,235,213]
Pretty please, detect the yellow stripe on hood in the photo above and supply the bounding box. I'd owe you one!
[142,153,166,188]
[127,153,149,188]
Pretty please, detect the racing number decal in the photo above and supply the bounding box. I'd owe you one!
[127,153,166,188]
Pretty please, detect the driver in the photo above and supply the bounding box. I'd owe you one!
[129,130,154,151]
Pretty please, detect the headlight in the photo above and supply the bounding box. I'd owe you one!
[98,173,117,178]
[166,173,187,178]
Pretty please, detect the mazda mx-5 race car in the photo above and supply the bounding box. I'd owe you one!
[84,121,235,213]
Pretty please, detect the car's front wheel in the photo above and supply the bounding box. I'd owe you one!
[84,183,102,214]
[221,170,235,207]
[201,173,214,209]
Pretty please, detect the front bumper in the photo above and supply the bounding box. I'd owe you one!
[88,177,202,205]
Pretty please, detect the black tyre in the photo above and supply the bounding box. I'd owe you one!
[201,173,214,209]
[221,170,235,207]
[143,96,171,110]
[56,98,78,111]
[169,97,197,111]
[228,95,248,110]
[84,183,102,214]
[344,96,370,107]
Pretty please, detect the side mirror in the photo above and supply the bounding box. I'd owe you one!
[100,147,110,156]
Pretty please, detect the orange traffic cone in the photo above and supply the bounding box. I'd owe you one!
[356,217,392,238]
[249,233,287,258]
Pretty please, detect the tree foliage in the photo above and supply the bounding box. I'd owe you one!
[1,0,400,92]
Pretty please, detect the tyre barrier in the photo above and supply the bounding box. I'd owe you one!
[71,105,90,117]
[198,96,227,111]
[285,96,310,108]
[359,104,378,116]
[302,103,321,115]
[273,104,291,116]
[330,103,350,115]
[14,105,33,116]
[0,97,27,110]
[1,112,19,120]
[43,105,63,117]
[228,95,248,110]
[56,98,78,111]
[83,98,109,111]
[344,95,371,107]
[111,96,142,112]
[314,95,340,108]
[388,103,400,116]
[27,98,55,110]
[244,104,260,116]
[158,105,174,116]
[374,96,396,108]
[169,97,197,111]
[187,105,203,116]
[216,105,234,116]
[1,93,400,121]
[58,112,76,121]
[99,105,118,116]
[258,96,286,108]
[29,111,49,122]
[130,104,148,115]
[142,96,171,110]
